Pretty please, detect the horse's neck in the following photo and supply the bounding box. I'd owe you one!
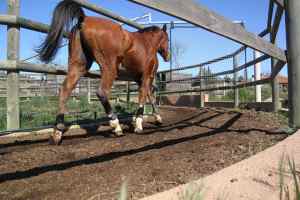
[140,32,161,51]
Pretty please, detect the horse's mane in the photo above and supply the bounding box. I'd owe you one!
[138,26,161,33]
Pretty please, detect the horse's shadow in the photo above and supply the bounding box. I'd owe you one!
[0,111,242,183]
[0,109,212,150]
[0,108,286,152]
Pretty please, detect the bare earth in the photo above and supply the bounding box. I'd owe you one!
[0,107,287,200]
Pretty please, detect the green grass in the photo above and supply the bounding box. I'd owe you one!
[179,183,204,200]
[279,155,300,200]
[0,96,138,131]
[209,84,278,103]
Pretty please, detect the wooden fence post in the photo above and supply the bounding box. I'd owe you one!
[286,0,300,128]
[6,0,20,130]
[271,56,280,112]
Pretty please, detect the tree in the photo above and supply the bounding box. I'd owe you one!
[171,40,186,68]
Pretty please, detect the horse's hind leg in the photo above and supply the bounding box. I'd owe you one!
[51,64,88,144]
[50,31,91,145]
[95,58,123,136]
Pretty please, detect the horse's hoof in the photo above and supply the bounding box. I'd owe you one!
[56,123,66,132]
[110,118,123,137]
[134,127,143,134]
[154,114,163,125]
[114,130,124,137]
[49,129,63,145]
[134,117,143,133]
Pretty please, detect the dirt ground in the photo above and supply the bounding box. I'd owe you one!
[0,107,288,200]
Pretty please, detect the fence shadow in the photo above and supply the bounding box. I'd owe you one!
[0,112,242,183]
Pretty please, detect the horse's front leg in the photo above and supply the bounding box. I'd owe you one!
[96,68,123,136]
[134,78,151,133]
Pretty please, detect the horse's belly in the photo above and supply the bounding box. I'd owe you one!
[117,65,138,81]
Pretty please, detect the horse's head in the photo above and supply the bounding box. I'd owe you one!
[158,24,170,62]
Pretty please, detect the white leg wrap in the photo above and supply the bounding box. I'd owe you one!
[49,129,63,145]
[109,118,123,136]
[134,117,143,133]
[132,116,136,123]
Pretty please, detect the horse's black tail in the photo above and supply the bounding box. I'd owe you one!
[36,0,85,63]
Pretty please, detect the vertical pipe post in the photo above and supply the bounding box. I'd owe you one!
[87,78,91,104]
[286,0,300,128]
[233,54,239,108]
[169,21,174,81]
[126,81,130,109]
[156,73,161,106]
[199,67,204,108]
[254,51,262,102]
[6,0,20,130]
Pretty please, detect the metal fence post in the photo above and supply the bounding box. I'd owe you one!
[169,21,174,81]
[88,78,91,104]
[233,54,239,108]
[126,81,130,109]
[199,67,204,108]
[6,0,20,130]
[286,0,300,128]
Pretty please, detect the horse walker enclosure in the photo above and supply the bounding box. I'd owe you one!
[0,0,298,134]
[0,0,296,142]
[0,0,299,199]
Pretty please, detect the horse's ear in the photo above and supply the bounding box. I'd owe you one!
[162,24,167,32]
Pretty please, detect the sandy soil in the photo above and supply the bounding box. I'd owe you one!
[0,107,287,200]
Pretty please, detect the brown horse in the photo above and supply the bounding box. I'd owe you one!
[36,0,170,144]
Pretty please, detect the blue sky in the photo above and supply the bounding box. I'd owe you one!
[0,0,287,78]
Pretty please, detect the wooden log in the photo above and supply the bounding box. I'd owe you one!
[128,0,286,62]
[0,15,69,37]
[272,0,284,8]
[267,0,274,31]
[70,0,144,30]
[271,6,284,43]
[271,59,286,79]
[232,29,270,57]
[0,60,99,78]
[0,60,139,81]
[270,5,284,112]
[6,0,20,130]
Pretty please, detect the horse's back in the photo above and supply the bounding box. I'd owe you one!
[80,16,129,56]
[82,16,121,32]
